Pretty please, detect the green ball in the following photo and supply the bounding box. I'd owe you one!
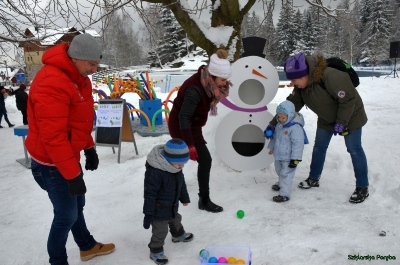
[199,249,204,256]
[237,210,245,219]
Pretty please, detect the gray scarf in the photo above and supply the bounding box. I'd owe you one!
[147,145,182,174]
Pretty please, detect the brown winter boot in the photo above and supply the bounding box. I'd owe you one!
[80,242,115,261]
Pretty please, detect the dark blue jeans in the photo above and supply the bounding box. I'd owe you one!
[309,127,369,188]
[31,159,96,265]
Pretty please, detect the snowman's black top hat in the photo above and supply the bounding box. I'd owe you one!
[241,36,266,58]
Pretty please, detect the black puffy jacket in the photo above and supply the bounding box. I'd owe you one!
[143,161,190,220]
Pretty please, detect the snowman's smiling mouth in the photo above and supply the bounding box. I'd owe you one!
[220,98,267,113]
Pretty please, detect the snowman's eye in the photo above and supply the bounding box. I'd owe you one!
[245,65,249,68]
[258,66,262,69]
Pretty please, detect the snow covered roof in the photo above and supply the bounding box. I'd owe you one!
[25,27,100,45]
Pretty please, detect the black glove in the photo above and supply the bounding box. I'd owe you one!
[84,147,99,171]
[288,159,301,168]
[67,173,87,196]
[143,215,153,229]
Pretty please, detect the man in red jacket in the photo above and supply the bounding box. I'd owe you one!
[25,34,115,265]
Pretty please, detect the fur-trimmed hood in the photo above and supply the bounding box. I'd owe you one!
[305,55,327,86]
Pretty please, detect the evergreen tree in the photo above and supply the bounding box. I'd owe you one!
[297,11,318,55]
[241,12,251,38]
[259,8,278,62]
[390,0,400,40]
[149,7,192,67]
[360,0,393,62]
[276,0,296,62]
[293,9,309,53]
[247,11,260,36]
[101,12,143,68]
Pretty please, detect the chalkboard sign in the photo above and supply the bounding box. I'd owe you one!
[96,126,120,145]
[95,99,123,146]
[95,99,138,163]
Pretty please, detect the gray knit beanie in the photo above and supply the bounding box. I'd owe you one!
[67,34,102,61]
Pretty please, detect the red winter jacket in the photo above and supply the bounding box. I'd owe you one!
[25,43,95,180]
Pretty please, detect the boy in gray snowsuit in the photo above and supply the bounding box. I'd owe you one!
[143,138,194,265]
[267,100,308,202]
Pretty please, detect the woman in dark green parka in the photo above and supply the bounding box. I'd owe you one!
[266,52,369,203]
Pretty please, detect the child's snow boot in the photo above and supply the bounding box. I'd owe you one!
[172,232,194,243]
[298,177,319,189]
[272,182,280,191]
[273,195,290,202]
[349,187,369,203]
[150,251,168,265]
[80,242,115,261]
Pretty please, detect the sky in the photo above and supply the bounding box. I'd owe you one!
[0,54,400,265]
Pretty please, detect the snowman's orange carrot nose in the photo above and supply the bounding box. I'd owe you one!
[252,69,267,78]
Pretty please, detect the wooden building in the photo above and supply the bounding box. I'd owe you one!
[18,28,100,81]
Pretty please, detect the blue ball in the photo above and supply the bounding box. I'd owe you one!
[208,256,218,263]
[265,130,273,137]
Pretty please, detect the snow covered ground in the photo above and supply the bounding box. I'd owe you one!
[1,75,400,265]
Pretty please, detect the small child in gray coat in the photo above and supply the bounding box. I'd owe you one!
[143,138,194,265]
[267,100,308,202]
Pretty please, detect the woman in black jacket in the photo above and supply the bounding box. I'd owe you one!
[14,84,28,125]
[0,86,15,128]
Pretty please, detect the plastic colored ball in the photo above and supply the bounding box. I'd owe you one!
[227,257,237,264]
[236,259,246,264]
[218,256,227,263]
[237,210,245,219]
[200,249,209,258]
[208,257,218,263]
[265,130,273,137]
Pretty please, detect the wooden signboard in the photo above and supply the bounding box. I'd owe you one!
[95,99,138,163]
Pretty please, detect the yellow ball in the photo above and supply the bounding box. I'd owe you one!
[227,257,236,264]
[236,259,246,264]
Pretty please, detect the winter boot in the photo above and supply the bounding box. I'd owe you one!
[80,242,115,261]
[349,187,369,203]
[298,177,319,189]
[172,232,194,243]
[272,182,280,191]
[150,251,168,265]
[273,195,290,202]
[198,194,223,213]
[5,117,14,127]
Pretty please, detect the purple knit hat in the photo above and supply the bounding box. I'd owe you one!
[284,52,309,80]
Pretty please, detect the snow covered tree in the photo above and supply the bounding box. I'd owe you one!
[276,0,296,61]
[101,12,143,68]
[259,6,279,62]
[297,10,318,55]
[359,0,393,62]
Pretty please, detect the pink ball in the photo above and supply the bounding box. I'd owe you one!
[218,257,227,263]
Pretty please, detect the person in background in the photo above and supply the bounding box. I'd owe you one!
[168,49,232,213]
[0,85,15,128]
[14,83,28,125]
[25,34,115,265]
[143,138,193,265]
[265,52,369,203]
[267,100,307,202]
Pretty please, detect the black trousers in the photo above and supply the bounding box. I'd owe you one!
[194,143,212,197]
[21,110,28,125]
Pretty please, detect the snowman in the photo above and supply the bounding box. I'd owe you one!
[215,37,279,171]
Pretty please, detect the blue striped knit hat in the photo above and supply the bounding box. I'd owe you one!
[163,138,190,165]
